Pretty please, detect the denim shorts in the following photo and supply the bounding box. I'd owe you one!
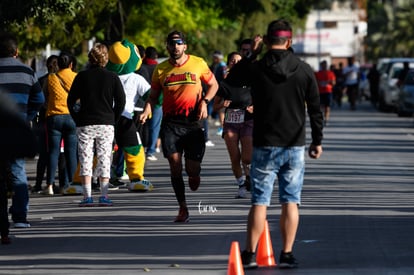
[250,146,305,206]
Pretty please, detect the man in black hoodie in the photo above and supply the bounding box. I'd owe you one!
[229,19,324,269]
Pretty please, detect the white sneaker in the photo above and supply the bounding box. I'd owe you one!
[43,185,54,195]
[119,174,129,180]
[205,140,215,147]
[155,147,161,153]
[128,179,154,192]
[146,155,158,161]
[235,185,247,198]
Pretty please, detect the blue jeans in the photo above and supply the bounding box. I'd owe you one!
[250,146,305,206]
[8,158,29,223]
[146,106,162,155]
[46,115,78,185]
[112,150,125,178]
[34,120,48,188]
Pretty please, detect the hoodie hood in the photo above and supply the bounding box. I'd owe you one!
[258,49,299,83]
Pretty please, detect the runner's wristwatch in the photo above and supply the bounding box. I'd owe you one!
[202,98,210,104]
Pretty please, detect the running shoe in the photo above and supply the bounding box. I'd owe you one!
[216,127,223,136]
[205,140,215,147]
[14,221,31,228]
[174,207,189,223]
[79,197,94,207]
[188,176,200,191]
[128,179,154,192]
[98,196,113,206]
[241,250,258,269]
[279,251,299,269]
[146,155,158,161]
[235,184,247,199]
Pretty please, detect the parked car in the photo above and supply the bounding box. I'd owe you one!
[377,58,414,111]
[396,69,414,117]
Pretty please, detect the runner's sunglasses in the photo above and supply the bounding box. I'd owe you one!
[167,39,185,47]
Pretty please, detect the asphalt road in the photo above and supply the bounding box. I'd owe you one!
[0,100,413,275]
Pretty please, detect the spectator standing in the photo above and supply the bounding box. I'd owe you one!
[43,52,78,195]
[332,62,345,107]
[343,57,359,110]
[140,30,218,222]
[209,50,227,136]
[315,60,336,125]
[227,19,323,269]
[32,55,59,193]
[67,43,126,206]
[397,61,410,87]
[142,46,162,161]
[0,32,45,228]
[142,46,158,81]
[0,92,38,244]
[367,63,380,106]
[239,38,253,59]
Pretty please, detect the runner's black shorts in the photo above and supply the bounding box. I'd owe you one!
[160,117,206,162]
[319,93,333,107]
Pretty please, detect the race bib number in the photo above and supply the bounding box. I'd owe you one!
[225,109,245,123]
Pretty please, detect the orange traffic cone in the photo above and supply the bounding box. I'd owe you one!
[256,220,277,267]
[227,241,245,275]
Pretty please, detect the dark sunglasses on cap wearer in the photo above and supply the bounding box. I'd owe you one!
[167,39,185,47]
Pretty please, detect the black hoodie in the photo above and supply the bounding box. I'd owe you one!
[229,49,323,147]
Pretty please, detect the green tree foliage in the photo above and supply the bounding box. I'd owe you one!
[122,0,228,58]
[366,1,389,60]
[366,0,414,60]
[0,0,86,59]
[122,0,318,60]
[390,4,414,57]
[1,0,325,63]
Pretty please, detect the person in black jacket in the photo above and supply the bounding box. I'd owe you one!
[0,92,38,244]
[67,43,125,207]
[228,19,324,269]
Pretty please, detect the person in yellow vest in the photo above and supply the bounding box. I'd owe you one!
[106,39,153,191]
[44,52,78,195]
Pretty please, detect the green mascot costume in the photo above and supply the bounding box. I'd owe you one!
[107,39,153,192]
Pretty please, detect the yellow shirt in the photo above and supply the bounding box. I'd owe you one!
[46,68,77,117]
